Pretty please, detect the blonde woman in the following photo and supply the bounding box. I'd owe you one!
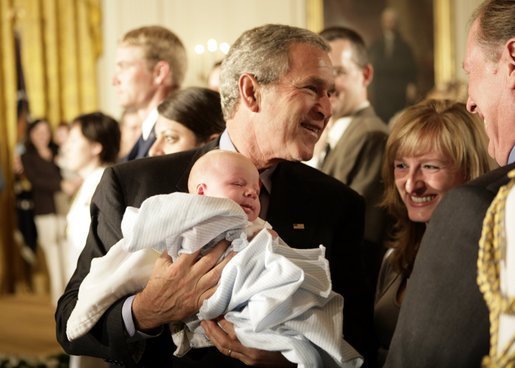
[374,99,492,364]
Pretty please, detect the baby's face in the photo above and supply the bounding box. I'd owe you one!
[203,159,261,221]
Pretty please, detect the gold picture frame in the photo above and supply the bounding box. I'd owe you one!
[307,0,455,91]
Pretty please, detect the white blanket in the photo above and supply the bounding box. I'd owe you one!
[67,193,362,367]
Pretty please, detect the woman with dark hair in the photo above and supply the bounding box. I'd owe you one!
[148,87,225,156]
[62,111,120,368]
[21,119,79,304]
[64,112,121,279]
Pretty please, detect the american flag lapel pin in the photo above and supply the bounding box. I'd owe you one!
[293,223,305,230]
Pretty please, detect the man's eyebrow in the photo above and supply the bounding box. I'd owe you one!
[305,76,332,87]
[311,77,335,95]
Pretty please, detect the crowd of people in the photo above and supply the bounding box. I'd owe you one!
[7,0,514,367]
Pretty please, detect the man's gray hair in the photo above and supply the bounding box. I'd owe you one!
[472,0,515,62]
[219,24,330,120]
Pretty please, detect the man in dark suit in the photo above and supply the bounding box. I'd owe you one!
[113,26,187,161]
[56,24,371,367]
[318,27,389,300]
[385,1,515,367]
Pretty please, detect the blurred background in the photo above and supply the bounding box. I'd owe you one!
[0,0,481,365]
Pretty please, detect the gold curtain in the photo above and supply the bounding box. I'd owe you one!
[15,0,102,125]
[433,0,455,86]
[306,0,324,33]
[0,0,101,294]
[0,0,18,294]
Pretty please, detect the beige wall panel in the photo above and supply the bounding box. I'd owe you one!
[98,0,306,118]
[453,0,483,83]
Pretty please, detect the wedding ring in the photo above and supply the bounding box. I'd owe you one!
[227,348,232,357]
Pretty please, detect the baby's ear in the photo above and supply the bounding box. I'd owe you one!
[196,183,207,195]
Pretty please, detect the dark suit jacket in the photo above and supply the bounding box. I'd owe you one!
[56,141,372,367]
[321,106,389,300]
[385,162,515,368]
[321,107,388,245]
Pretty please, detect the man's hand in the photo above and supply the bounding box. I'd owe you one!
[201,318,295,367]
[132,240,233,331]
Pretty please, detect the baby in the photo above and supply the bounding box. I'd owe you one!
[67,150,362,368]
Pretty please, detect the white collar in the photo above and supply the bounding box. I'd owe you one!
[219,130,275,194]
[141,108,159,140]
[327,102,370,149]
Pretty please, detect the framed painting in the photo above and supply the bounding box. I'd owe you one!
[307,0,455,108]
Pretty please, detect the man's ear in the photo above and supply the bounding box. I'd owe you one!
[196,183,207,195]
[238,73,260,112]
[153,61,171,85]
[506,38,515,89]
[362,63,374,87]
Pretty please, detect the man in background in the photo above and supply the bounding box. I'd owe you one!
[113,26,187,160]
[319,26,389,300]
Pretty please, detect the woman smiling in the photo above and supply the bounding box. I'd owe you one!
[374,98,492,365]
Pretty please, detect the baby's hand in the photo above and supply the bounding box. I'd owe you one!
[267,229,278,239]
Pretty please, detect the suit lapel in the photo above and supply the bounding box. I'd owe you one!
[266,162,318,248]
[322,109,365,173]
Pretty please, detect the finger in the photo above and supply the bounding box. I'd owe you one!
[194,240,230,271]
[201,320,241,358]
[158,250,173,262]
[150,251,173,277]
[217,317,237,339]
[174,248,202,267]
[197,284,217,306]
[201,320,224,348]
[268,229,279,239]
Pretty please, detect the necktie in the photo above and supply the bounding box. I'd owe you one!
[318,143,331,168]
[259,178,270,219]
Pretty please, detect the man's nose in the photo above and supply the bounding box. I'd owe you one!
[112,72,120,86]
[320,94,332,120]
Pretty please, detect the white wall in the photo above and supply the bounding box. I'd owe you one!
[97,0,307,118]
[97,0,481,119]
[453,0,483,83]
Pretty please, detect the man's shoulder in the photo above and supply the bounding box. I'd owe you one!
[466,163,515,192]
[350,107,388,134]
[433,163,515,221]
[97,149,202,207]
[331,109,387,155]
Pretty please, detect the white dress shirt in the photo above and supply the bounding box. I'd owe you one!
[65,167,105,280]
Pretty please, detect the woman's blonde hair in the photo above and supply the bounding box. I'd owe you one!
[382,99,491,277]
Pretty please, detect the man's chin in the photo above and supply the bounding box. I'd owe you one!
[297,146,315,162]
[301,151,315,162]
